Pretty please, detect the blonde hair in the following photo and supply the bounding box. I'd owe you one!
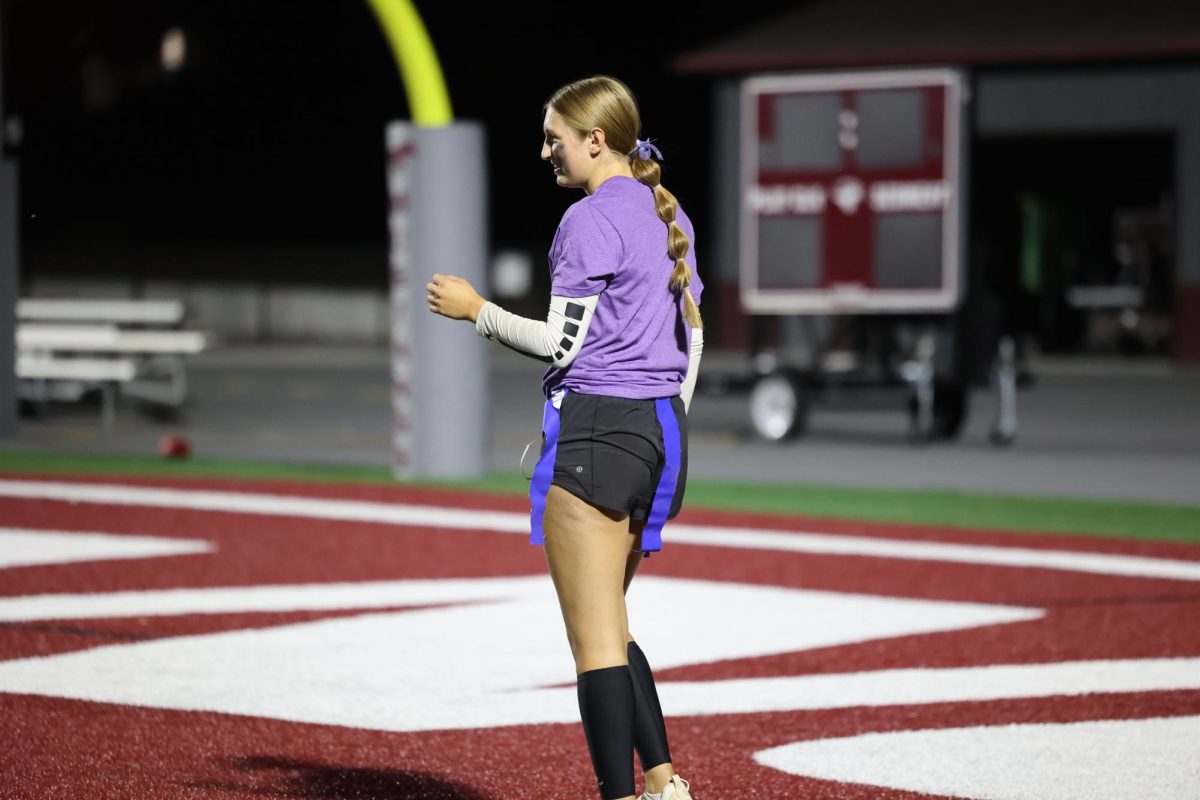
[545,76,702,329]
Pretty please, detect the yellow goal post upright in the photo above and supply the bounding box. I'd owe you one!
[367,0,489,479]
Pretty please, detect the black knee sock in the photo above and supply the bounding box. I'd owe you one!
[627,640,672,772]
[577,665,636,800]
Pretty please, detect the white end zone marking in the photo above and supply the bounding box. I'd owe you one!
[755,714,1200,800]
[0,575,1045,731]
[0,577,1194,732]
[0,576,543,622]
[0,479,528,533]
[656,657,1200,716]
[1,479,1198,581]
[0,528,214,569]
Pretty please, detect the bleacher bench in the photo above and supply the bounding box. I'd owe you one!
[14,299,211,425]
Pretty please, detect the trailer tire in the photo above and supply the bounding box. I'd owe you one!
[749,370,808,442]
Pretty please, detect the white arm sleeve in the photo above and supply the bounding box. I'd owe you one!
[680,328,703,413]
[475,294,599,368]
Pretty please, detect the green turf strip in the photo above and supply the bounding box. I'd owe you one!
[1,450,1198,543]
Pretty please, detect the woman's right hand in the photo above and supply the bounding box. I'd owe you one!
[427,273,486,322]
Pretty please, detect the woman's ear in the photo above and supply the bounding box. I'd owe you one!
[588,127,605,156]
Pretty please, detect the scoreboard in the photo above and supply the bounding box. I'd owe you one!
[740,69,966,314]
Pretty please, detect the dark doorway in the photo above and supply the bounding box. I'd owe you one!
[968,133,1175,360]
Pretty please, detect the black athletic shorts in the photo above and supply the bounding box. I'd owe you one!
[550,390,688,531]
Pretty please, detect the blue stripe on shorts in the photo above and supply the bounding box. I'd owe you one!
[528,390,563,546]
[640,397,682,553]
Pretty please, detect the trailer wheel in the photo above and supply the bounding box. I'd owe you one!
[749,371,808,441]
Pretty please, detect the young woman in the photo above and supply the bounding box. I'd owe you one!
[426,75,703,800]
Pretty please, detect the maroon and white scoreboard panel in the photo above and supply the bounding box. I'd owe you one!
[740,69,966,314]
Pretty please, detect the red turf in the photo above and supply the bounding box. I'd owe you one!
[1,472,1198,800]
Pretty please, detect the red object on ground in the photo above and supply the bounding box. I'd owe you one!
[157,435,191,459]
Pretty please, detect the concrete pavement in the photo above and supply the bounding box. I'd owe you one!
[5,343,1198,505]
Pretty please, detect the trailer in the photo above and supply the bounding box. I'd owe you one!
[715,68,1017,445]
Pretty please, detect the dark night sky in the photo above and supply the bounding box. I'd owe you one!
[2,0,801,288]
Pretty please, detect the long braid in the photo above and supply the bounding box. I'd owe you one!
[546,75,702,328]
[630,156,703,330]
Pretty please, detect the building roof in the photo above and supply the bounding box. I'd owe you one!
[674,0,1200,74]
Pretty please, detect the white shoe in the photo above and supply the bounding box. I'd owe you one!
[640,774,691,800]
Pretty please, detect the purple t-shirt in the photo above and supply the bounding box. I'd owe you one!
[542,175,704,400]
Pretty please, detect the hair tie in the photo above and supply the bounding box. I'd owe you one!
[631,138,663,161]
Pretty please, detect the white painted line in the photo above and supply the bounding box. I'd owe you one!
[2,479,1198,582]
[666,524,1200,582]
[0,479,528,532]
[756,714,1200,800]
[0,569,1190,730]
[0,576,1040,643]
[657,657,1200,717]
[0,576,542,622]
[10,572,1191,735]
[0,528,214,569]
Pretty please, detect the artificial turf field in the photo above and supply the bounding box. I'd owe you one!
[1,453,1198,799]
